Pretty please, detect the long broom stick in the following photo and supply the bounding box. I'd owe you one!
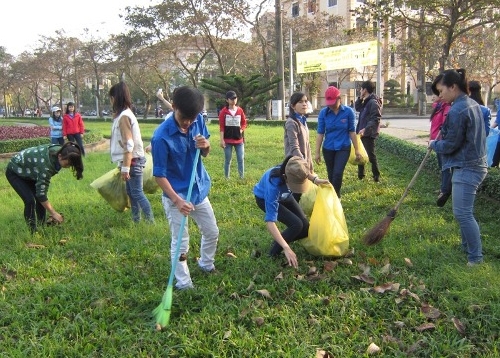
[153,148,200,329]
[363,146,434,246]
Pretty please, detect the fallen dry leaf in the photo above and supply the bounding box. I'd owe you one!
[226,252,237,258]
[308,317,320,326]
[366,342,381,354]
[229,292,240,300]
[406,339,426,354]
[351,274,375,285]
[415,322,435,332]
[307,266,318,276]
[26,243,46,249]
[223,330,231,339]
[321,296,331,305]
[367,257,379,265]
[316,349,334,358]
[1,267,17,280]
[275,272,283,280]
[394,321,405,328]
[250,249,261,258]
[341,258,353,265]
[451,317,466,336]
[255,289,272,299]
[305,274,326,282]
[254,317,265,326]
[58,239,67,246]
[323,261,337,272]
[344,247,355,258]
[372,282,395,294]
[379,263,391,274]
[421,304,441,319]
[404,258,413,267]
[246,281,255,291]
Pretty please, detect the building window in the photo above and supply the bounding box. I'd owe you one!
[308,0,316,13]
[328,0,337,7]
[292,2,299,17]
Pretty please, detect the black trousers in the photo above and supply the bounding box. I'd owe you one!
[255,195,309,256]
[491,141,500,167]
[5,168,45,233]
[358,136,380,179]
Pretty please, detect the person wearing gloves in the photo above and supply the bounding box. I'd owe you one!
[253,156,329,268]
[109,81,154,223]
[48,106,64,145]
[5,142,84,234]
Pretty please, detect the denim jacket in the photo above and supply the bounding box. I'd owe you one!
[430,94,487,170]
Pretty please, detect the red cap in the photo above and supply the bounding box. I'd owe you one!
[325,86,341,105]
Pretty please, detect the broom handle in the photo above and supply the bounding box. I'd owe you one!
[166,147,201,288]
[393,146,433,211]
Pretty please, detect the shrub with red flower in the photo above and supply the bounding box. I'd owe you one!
[0,126,50,140]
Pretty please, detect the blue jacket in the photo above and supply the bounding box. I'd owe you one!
[317,105,356,150]
[49,116,63,138]
[430,93,487,170]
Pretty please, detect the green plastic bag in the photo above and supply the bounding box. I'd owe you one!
[90,168,130,212]
[300,183,349,257]
[143,152,159,194]
[348,134,369,165]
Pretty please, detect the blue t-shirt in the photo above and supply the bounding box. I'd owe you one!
[151,113,211,205]
[253,166,291,222]
[317,105,356,150]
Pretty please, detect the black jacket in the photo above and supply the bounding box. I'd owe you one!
[355,93,382,138]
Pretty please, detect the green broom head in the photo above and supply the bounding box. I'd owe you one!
[153,286,173,329]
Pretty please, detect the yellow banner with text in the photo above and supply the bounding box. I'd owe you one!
[296,41,378,74]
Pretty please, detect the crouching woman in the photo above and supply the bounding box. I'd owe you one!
[253,156,328,268]
[5,142,84,233]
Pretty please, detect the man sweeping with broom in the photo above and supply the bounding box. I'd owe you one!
[151,86,220,328]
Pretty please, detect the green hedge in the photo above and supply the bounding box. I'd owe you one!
[0,131,103,153]
[378,133,499,201]
[247,122,500,201]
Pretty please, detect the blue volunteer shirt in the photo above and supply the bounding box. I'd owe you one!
[151,113,211,205]
[317,105,356,150]
[253,166,291,222]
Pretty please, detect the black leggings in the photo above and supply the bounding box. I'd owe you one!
[5,168,45,233]
[256,195,309,256]
[67,133,85,156]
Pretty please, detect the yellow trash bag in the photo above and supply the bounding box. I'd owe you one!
[143,152,159,194]
[300,183,349,257]
[348,134,369,165]
[298,183,319,217]
[90,168,130,212]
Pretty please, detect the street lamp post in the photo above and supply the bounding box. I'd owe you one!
[275,0,286,120]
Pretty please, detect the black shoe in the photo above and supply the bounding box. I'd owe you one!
[373,176,380,183]
[358,175,365,180]
[436,192,450,207]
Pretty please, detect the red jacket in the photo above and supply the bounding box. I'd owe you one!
[430,101,450,140]
[63,112,85,136]
[218,106,247,144]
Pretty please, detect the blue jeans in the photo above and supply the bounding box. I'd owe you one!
[51,137,65,145]
[322,146,351,198]
[126,157,154,223]
[67,133,85,156]
[224,143,244,178]
[451,167,487,263]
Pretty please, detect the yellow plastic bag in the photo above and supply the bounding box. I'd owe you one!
[298,183,319,217]
[143,152,159,194]
[348,134,369,165]
[90,168,130,212]
[300,183,349,257]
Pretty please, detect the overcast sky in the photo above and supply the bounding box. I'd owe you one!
[2,0,157,56]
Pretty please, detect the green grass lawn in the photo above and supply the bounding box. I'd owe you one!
[0,122,499,357]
